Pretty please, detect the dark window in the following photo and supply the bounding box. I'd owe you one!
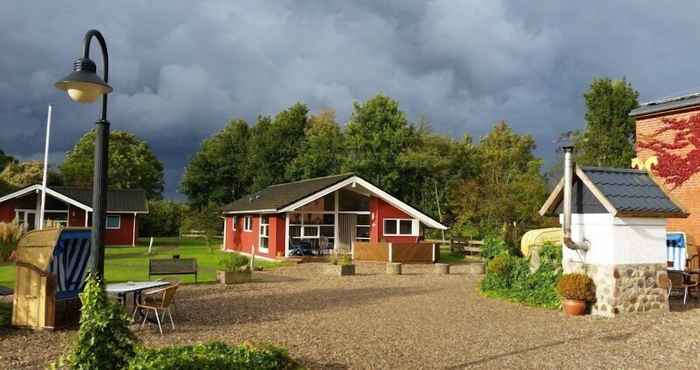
[399,220,412,235]
[384,219,397,235]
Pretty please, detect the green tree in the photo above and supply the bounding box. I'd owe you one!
[448,122,547,246]
[344,94,417,196]
[0,160,62,188]
[180,203,222,251]
[0,150,14,172]
[180,119,251,209]
[61,130,164,199]
[248,103,310,190]
[286,109,344,179]
[575,77,639,167]
[139,200,185,237]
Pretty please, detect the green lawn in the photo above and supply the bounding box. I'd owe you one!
[0,237,289,287]
[438,245,483,264]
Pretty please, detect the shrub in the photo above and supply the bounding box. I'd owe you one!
[127,342,299,370]
[481,235,509,260]
[218,253,250,272]
[0,221,23,261]
[59,274,137,370]
[0,301,11,327]
[556,273,595,301]
[140,200,185,237]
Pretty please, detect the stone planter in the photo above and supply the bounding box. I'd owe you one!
[217,270,252,285]
[466,262,485,275]
[386,262,402,275]
[325,264,355,276]
[562,299,587,316]
[434,263,450,274]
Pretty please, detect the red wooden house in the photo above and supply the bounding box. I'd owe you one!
[222,173,447,259]
[0,185,148,245]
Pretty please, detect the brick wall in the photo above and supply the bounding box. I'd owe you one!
[635,107,700,247]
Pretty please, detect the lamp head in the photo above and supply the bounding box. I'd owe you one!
[54,58,112,103]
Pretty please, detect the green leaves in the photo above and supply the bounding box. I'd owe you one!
[60,130,165,199]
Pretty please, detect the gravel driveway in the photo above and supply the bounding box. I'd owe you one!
[2,262,700,369]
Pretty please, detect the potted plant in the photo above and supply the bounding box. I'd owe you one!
[325,253,355,276]
[217,253,252,284]
[556,273,595,316]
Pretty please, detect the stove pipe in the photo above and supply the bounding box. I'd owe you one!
[562,144,589,251]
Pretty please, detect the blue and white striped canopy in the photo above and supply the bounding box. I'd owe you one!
[49,229,91,300]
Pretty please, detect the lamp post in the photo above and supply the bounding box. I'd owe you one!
[54,29,113,279]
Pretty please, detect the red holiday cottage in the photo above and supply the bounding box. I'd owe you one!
[0,185,148,245]
[222,173,447,259]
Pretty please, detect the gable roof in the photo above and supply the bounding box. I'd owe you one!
[223,173,447,230]
[0,185,148,213]
[630,92,700,117]
[540,166,687,218]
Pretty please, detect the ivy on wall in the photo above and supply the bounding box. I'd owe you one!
[637,113,700,189]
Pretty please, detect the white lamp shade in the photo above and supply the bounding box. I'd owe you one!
[65,82,109,103]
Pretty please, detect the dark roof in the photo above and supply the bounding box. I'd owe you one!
[630,92,700,117]
[222,173,354,212]
[579,167,685,217]
[51,186,148,212]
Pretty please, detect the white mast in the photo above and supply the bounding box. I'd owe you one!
[38,105,52,230]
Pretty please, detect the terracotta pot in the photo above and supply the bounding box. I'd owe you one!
[562,299,586,316]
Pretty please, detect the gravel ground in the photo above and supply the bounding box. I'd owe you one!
[2,262,700,369]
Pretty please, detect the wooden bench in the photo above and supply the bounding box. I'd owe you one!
[149,258,197,283]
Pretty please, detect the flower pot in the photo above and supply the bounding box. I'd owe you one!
[324,264,355,276]
[218,270,252,284]
[562,299,587,316]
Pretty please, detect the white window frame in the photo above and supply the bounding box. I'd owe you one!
[106,215,121,230]
[259,214,269,252]
[355,214,370,241]
[232,215,238,231]
[383,218,417,237]
[243,215,253,232]
[288,211,335,247]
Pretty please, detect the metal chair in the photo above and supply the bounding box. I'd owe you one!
[132,283,178,335]
[668,270,699,304]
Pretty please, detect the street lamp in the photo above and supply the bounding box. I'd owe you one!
[54,29,112,279]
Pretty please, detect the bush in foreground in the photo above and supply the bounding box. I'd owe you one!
[127,342,300,370]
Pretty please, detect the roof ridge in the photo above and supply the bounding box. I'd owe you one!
[580,166,647,174]
[268,173,354,187]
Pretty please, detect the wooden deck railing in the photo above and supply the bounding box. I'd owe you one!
[352,241,437,263]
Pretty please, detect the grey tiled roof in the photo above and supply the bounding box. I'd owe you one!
[51,186,148,212]
[222,173,354,212]
[629,92,700,117]
[580,167,685,216]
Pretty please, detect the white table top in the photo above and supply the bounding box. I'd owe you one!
[105,281,170,294]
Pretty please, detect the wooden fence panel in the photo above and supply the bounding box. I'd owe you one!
[353,242,389,261]
[391,243,436,263]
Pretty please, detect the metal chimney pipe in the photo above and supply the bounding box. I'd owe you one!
[562,144,589,251]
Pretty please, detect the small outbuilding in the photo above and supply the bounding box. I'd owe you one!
[540,165,687,316]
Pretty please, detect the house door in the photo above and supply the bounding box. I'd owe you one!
[337,214,356,254]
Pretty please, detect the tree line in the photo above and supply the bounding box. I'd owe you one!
[0,77,639,245]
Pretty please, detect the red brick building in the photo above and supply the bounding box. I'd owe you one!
[0,185,148,245]
[631,93,700,247]
[222,173,447,259]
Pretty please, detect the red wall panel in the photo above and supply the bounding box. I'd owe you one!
[370,197,420,244]
[0,200,15,223]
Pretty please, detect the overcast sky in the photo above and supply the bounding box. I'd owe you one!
[2,1,699,198]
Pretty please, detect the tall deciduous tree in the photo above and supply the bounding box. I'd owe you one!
[180,119,251,209]
[61,130,164,199]
[448,121,547,246]
[344,94,416,196]
[575,78,639,167]
[0,161,62,188]
[286,109,344,179]
[249,103,310,190]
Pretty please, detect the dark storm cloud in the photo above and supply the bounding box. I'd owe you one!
[2,1,699,198]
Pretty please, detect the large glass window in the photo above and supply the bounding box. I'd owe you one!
[383,218,415,236]
[288,212,335,252]
[356,214,370,241]
[259,215,269,251]
[244,216,253,231]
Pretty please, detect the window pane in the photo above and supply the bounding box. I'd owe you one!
[289,213,301,224]
[320,226,334,237]
[304,213,322,225]
[106,215,120,228]
[322,214,335,225]
[356,226,369,239]
[290,226,301,237]
[400,220,412,235]
[260,238,269,249]
[384,220,397,235]
[356,214,370,225]
[261,225,269,236]
[261,215,269,224]
[303,226,319,237]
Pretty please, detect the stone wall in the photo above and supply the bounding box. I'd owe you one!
[568,262,669,317]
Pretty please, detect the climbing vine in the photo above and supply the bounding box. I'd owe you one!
[637,113,700,189]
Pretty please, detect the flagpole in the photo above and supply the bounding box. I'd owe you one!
[39,105,52,230]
